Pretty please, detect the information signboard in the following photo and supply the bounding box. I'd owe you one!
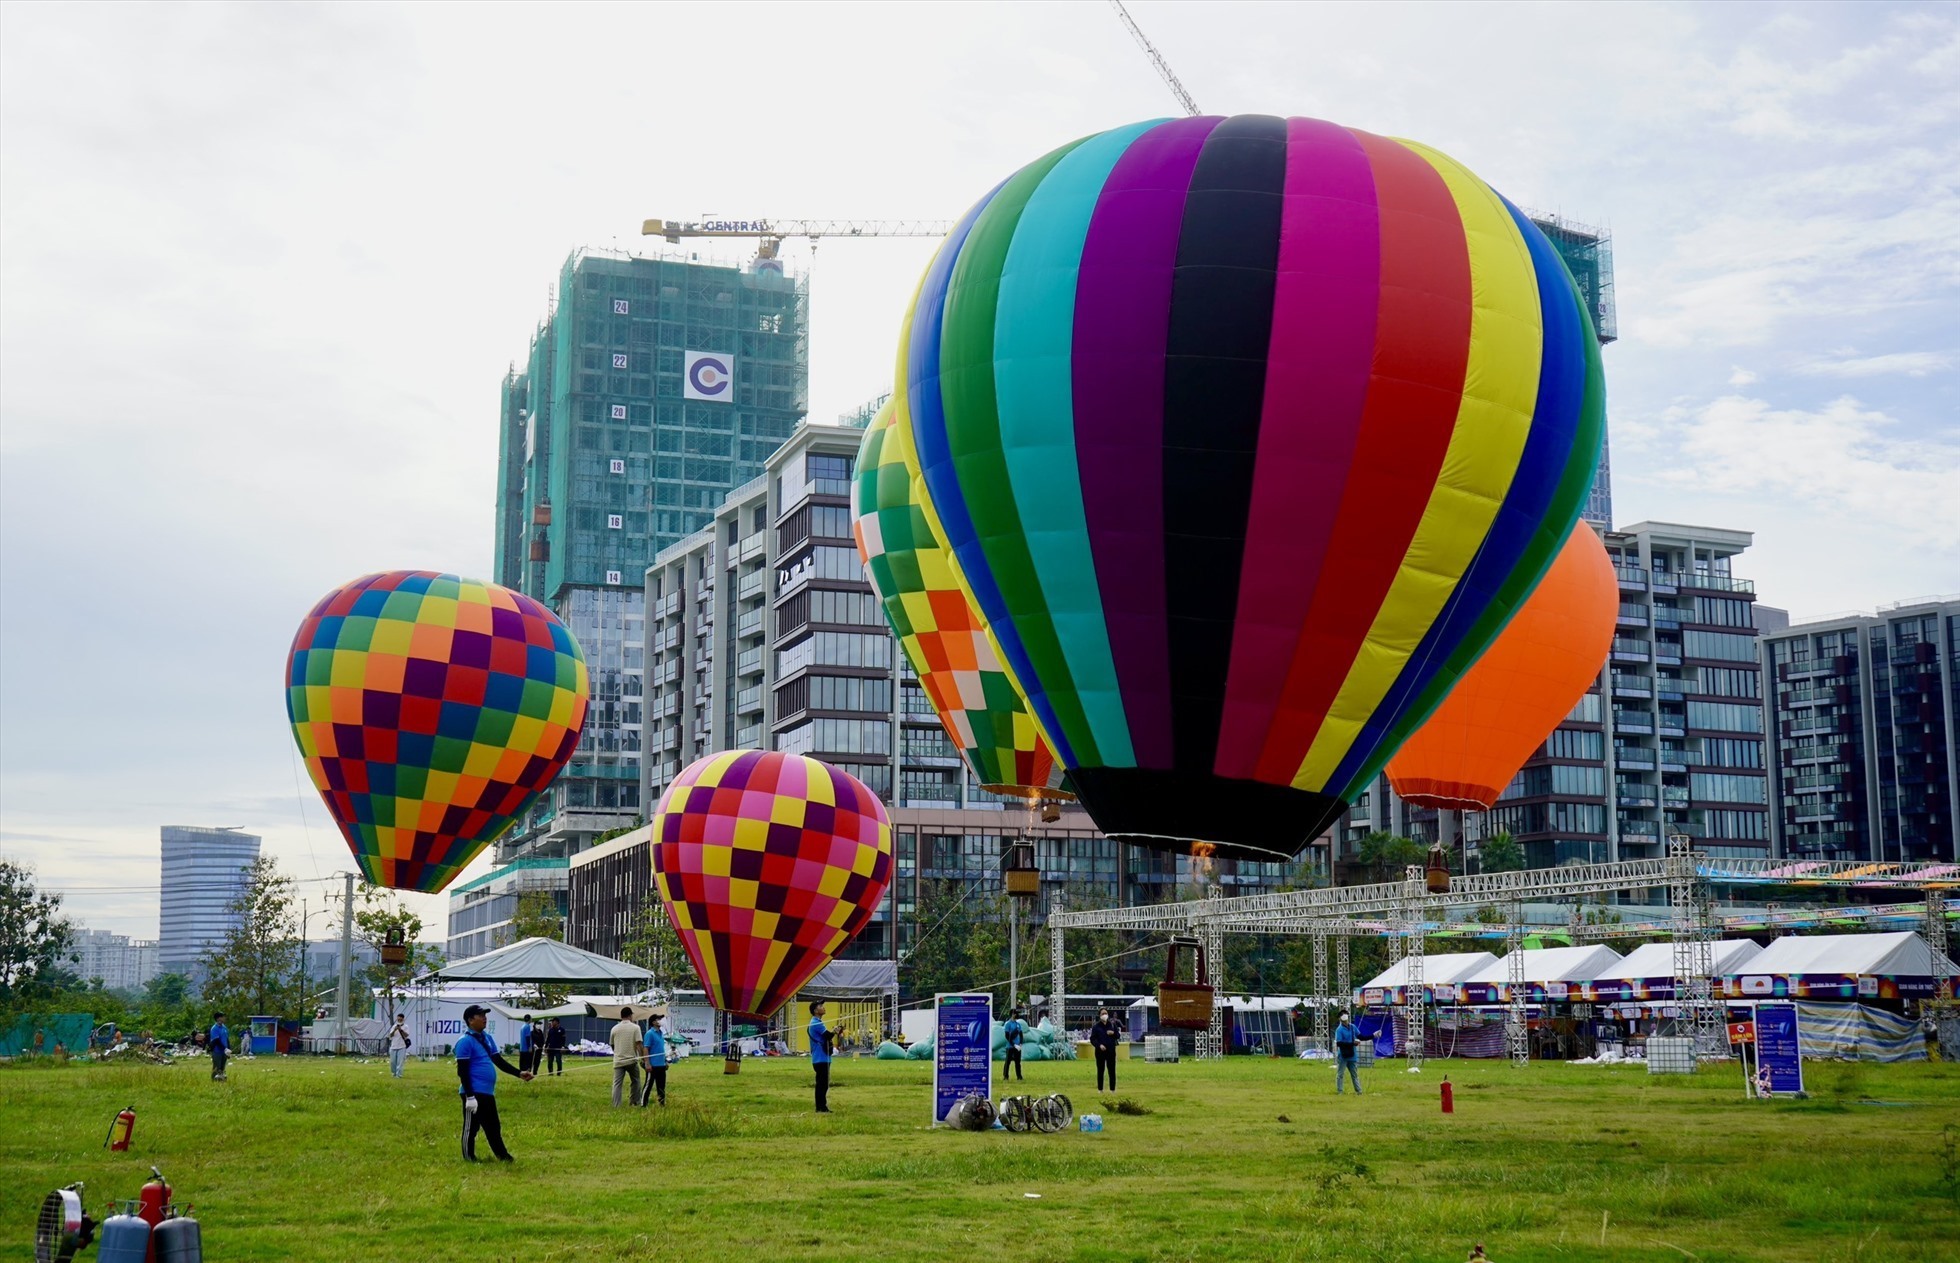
[1754,1003,1804,1098]
[932,992,993,1124]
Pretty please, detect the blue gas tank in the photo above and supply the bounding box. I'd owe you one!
[96,1212,151,1263]
[154,1213,203,1263]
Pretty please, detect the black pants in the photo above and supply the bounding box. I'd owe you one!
[1095,1047,1117,1091]
[814,1062,830,1111]
[546,1049,564,1075]
[639,1064,667,1106]
[462,1095,511,1161]
[211,1046,226,1079]
[1003,1047,1023,1080]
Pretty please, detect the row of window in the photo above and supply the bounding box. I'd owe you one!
[778,545,869,591]
[777,587,883,637]
[776,631,894,677]
[1486,801,1608,837]
[777,718,893,757]
[1690,771,1768,804]
[1502,763,1606,799]
[1684,629,1759,662]
[1691,596,1755,628]
[778,503,854,553]
[1687,700,1764,733]
[773,673,893,716]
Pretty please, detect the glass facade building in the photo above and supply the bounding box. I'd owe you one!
[158,825,261,980]
[490,248,808,867]
[1760,599,1959,863]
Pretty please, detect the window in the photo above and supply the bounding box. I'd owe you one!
[1691,772,1767,804]
[776,632,893,676]
[1687,700,1763,733]
[1546,729,1604,760]
[1701,738,1765,769]
[1684,629,1757,662]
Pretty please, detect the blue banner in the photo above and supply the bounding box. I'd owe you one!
[933,993,994,1123]
[1755,1003,1803,1097]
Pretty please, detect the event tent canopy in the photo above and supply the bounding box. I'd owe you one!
[1595,939,1763,981]
[1460,944,1623,986]
[420,937,653,990]
[1736,931,1952,980]
[1358,952,1499,993]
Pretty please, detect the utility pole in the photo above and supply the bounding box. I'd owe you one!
[335,872,356,1053]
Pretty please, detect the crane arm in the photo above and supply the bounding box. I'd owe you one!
[1108,0,1201,117]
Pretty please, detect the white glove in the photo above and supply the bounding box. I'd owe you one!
[464,1095,479,1115]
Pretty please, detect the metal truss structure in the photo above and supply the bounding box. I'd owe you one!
[1506,899,1529,1066]
[1048,850,1959,1061]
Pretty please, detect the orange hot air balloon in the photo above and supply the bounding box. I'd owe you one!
[1387,523,1617,810]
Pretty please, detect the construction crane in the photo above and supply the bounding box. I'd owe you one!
[642,217,955,261]
[1108,0,1201,117]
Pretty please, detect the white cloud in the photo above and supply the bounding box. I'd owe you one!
[1728,366,1759,386]
[1655,392,1960,548]
[1797,350,1954,378]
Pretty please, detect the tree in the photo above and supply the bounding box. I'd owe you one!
[502,890,565,945]
[200,857,306,1019]
[618,901,696,994]
[0,858,77,1009]
[1479,831,1525,874]
[1355,832,1426,884]
[352,884,444,1024]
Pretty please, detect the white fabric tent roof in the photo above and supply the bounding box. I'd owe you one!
[1461,944,1623,985]
[1359,952,1498,992]
[1596,939,1762,981]
[1737,931,1952,978]
[421,937,653,989]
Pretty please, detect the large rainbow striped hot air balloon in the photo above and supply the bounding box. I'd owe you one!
[854,401,1070,799]
[887,115,1605,862]
[286,570,589,893]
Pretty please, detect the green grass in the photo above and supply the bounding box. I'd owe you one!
[4,1052,1958,1261]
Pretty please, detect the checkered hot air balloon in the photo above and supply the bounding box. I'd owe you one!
[285,570,589,894]
[892,115,1605,862]
[651,750,893,1022]
[853,400,1070,799]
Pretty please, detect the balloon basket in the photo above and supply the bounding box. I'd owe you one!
[723,1054,741,1075]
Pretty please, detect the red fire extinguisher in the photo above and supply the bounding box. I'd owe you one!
[138,1167,172,1228]
[105,1104,137,1151]
[1440,1076,1454,1114]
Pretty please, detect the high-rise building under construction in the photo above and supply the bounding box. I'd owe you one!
[489,248,808,866]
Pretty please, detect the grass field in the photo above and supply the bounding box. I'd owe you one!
[4,1050,1958,1262]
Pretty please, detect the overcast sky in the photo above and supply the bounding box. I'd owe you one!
[3,1,1955,942]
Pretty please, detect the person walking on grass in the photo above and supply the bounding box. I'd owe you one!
[517,1015,536,1075]
[545,1017,567,1076]
[456,1004,532,1162]
[387,1013,412,1078]
[609,1007,644,1107]
[1090,1006,1121,1093]
[208,1012,229,1081]
[639,1012,669,1107]
[1334,1011,1363,1095]
[1002,1008,1027,1082]
[809,1000,834,1113]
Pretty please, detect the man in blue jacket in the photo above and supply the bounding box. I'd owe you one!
[809,1000,833,1113]
[1002,1009,1027,1082]
[1334,1011,1363,1095]
[208,1012,229,1081]
[456,1004,533,1161]
[517,1014,536,1075]
[639,1013,669,1107]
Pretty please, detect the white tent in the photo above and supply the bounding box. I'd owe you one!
[421,937,653,990]
[1738,931,1938,977]
[1358,952,1498,995]
[1461,944,1624,986]
[1594,939,1763,981]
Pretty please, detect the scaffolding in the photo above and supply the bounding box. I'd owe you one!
[1402,867,1426,1071]
[1506,900,1529,1066]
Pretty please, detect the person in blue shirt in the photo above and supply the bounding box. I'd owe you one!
[639,1014,669,1107]
[455,1004,532,1161]
[208,1012,229,1082]
[1334,1011,1363,1095]
[808,1000,833,1113]
[517,1016,536,1075]
[1002,1009,1027,1082]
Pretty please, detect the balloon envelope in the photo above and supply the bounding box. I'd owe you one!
[285,570,589,893]
[1388,523,1619,810]
[651,750,893,1021]
[854,401,1070,799]
[891,115,1604,860]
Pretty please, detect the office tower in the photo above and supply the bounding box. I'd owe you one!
[1761,598,1958,863]
[157,825,261,979]
[489,248,809,867]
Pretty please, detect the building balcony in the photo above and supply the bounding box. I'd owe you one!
[1618,818,1661,838]
[1617,606,1649,627]
[1613,714,1655,735]
[1788,722,1839,739]
[1794,810,1843,825]
[735,685,764,714]
[1617,786,1658,806]
[737,532,766,562]
[737,609,765,638]
[736,648,764,676]
[738,569,769,601]
[1615,752,1657,770]
[1611,642,1652,663]
[734,724,763,748]
[1678,572,1755,594]
[1610,676,1652,699]
[1662,787,1689,808]
[1615,567,1648,591]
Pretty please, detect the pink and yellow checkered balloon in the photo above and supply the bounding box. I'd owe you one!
[651,750,893,1021]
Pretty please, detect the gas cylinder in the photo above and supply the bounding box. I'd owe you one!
[105,1104,137,1151]
[154,1213,203,1263]
[96,1211,152,1263]
[1440,1076,1454,1114]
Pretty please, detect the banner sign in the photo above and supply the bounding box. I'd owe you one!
[1727,1020,1756,1045]
[1755,1003,1803,1097]
[684,351,734,402]
[932,992,993,1124]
